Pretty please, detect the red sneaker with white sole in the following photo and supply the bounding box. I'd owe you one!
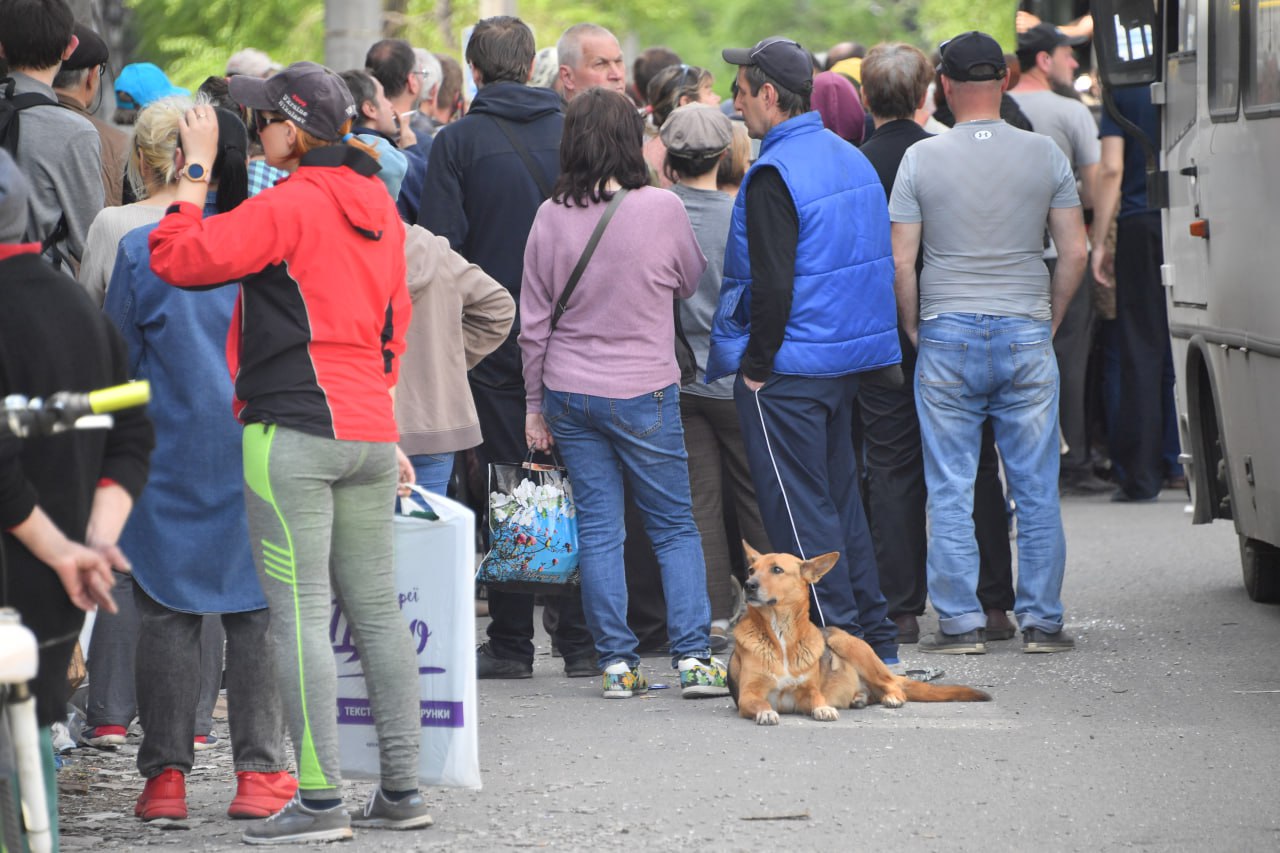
[227,770,299,819]
[135,769,187,821]
[80,725,127,749]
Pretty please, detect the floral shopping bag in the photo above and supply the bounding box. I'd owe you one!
[476,458,580,594]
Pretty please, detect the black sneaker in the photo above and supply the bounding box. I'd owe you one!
[1060,470,1112,496]
[918,628,987,655]
[476,643,533,679]
[562,654,598,678]
[349,788,433,830]
[1022,627,1075,653]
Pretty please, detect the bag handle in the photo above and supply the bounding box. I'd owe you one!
[397,483,441,519]
[522,445,567,472]
[550,188,629,332]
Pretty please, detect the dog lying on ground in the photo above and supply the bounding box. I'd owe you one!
[727,544,991,725]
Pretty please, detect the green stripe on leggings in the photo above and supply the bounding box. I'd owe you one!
[242,423,329,792]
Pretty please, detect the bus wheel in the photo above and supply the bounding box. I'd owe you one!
[1239,536,1280,603]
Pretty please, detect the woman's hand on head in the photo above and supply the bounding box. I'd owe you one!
[178,106,220,169]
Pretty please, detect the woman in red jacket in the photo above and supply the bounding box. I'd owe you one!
[148,62,431,845]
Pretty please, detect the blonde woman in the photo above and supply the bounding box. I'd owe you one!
[78,96,189,307]
[76,95,228,758]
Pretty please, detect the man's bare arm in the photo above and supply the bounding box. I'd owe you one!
[891,221,923,346]
[1090,136,1125,286]
[1048,206,1089,337]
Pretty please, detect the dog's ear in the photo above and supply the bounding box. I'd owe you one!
[742,540,762,567]
[799,552,840,584]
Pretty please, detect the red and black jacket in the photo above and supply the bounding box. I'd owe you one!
[149,146,409,442]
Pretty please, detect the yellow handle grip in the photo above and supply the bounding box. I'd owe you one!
[88,381,151,414]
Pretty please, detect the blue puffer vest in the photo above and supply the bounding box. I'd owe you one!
[705,111,901,382]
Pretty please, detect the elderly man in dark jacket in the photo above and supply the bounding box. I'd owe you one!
[417,15,595,680]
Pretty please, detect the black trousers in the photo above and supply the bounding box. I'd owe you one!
[471,379,594,664]
[1051,257,1097,473]
[1112,212,1170,499]
[860,333,1014,618]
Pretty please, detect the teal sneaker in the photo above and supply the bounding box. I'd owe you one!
[601,661,648,698]
[678,656,730,698]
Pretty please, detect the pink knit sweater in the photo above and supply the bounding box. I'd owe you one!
[519,186,706,414]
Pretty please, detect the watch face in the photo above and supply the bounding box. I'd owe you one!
[186,163,205,180]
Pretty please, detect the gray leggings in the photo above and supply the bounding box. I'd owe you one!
[242,424,420,798]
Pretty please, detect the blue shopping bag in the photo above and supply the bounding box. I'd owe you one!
[476,458,580,594]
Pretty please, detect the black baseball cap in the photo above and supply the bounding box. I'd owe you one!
[62,23,109,72]
[937,31,1008,82]
[1016,22,1089,59]
[228,61,356,142]
[723,36,814,94]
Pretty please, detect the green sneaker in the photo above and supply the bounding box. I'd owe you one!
[678,656,730,698]
[601,661,648,698]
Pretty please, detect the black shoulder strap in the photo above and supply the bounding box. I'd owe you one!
[1,77,60,155]
[550,188,629,332]
[486,114,552,200]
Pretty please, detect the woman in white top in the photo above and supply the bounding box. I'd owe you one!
[77,96,192,306]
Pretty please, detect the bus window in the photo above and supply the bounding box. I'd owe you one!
[1209,0,1242,118]
[1179,0,1197,53]
[1245,0,1280,112]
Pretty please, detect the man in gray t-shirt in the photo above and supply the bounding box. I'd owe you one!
[889,32,1087,656]
[1009,22,1107,494]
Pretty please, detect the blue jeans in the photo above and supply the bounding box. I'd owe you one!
[915,315,1067,635]
[543,385,711,670]
[409,452,453,495]
[396,452,454,514]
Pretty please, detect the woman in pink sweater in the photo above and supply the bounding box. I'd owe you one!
[519,89,725,701]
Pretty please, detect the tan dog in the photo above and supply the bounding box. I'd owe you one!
[728,543,991,725]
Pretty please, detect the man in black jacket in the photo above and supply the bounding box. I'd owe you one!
[857,43,1017,646]
[417,16,595,679]
[0,148,152,842]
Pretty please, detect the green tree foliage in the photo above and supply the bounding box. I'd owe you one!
[125,0,325,90]
[126,0,1016,95]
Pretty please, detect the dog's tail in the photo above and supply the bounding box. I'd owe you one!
[899,679,992,703]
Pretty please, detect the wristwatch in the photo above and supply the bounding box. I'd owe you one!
[180,162,210,183]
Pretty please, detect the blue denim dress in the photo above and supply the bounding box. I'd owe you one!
[103,202,267,613]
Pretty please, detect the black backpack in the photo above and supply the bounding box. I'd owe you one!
[1,75,71,264]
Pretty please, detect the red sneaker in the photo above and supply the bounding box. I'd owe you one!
[80,725,127,749]
[135,769,187,821]
[227,771,298,819]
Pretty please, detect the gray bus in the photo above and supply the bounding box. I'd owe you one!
[1092,0,1280,601]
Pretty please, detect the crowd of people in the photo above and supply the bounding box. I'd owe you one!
[0,0,1181,845]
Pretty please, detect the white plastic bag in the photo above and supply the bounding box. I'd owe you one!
[332,488,481,789]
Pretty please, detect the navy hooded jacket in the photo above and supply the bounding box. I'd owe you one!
[417,82,563,389]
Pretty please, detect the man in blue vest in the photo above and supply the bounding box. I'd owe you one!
[708,36,903,664]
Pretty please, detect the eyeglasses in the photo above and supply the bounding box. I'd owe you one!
[253,112,288,134]
[730,77,741,99]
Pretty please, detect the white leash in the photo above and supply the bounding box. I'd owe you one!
[752,386,828,629]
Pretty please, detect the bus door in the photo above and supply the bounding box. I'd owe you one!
[1161,0,1212,310]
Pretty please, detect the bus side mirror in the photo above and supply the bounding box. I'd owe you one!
[1092,0,1161,87]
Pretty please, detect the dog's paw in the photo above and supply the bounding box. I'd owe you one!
[812,705,839,722]
[755,709,780,726]
[851,692,868,709]
[880,692,905,709]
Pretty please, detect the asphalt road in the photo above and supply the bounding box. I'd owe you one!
[56,490,1280,851]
